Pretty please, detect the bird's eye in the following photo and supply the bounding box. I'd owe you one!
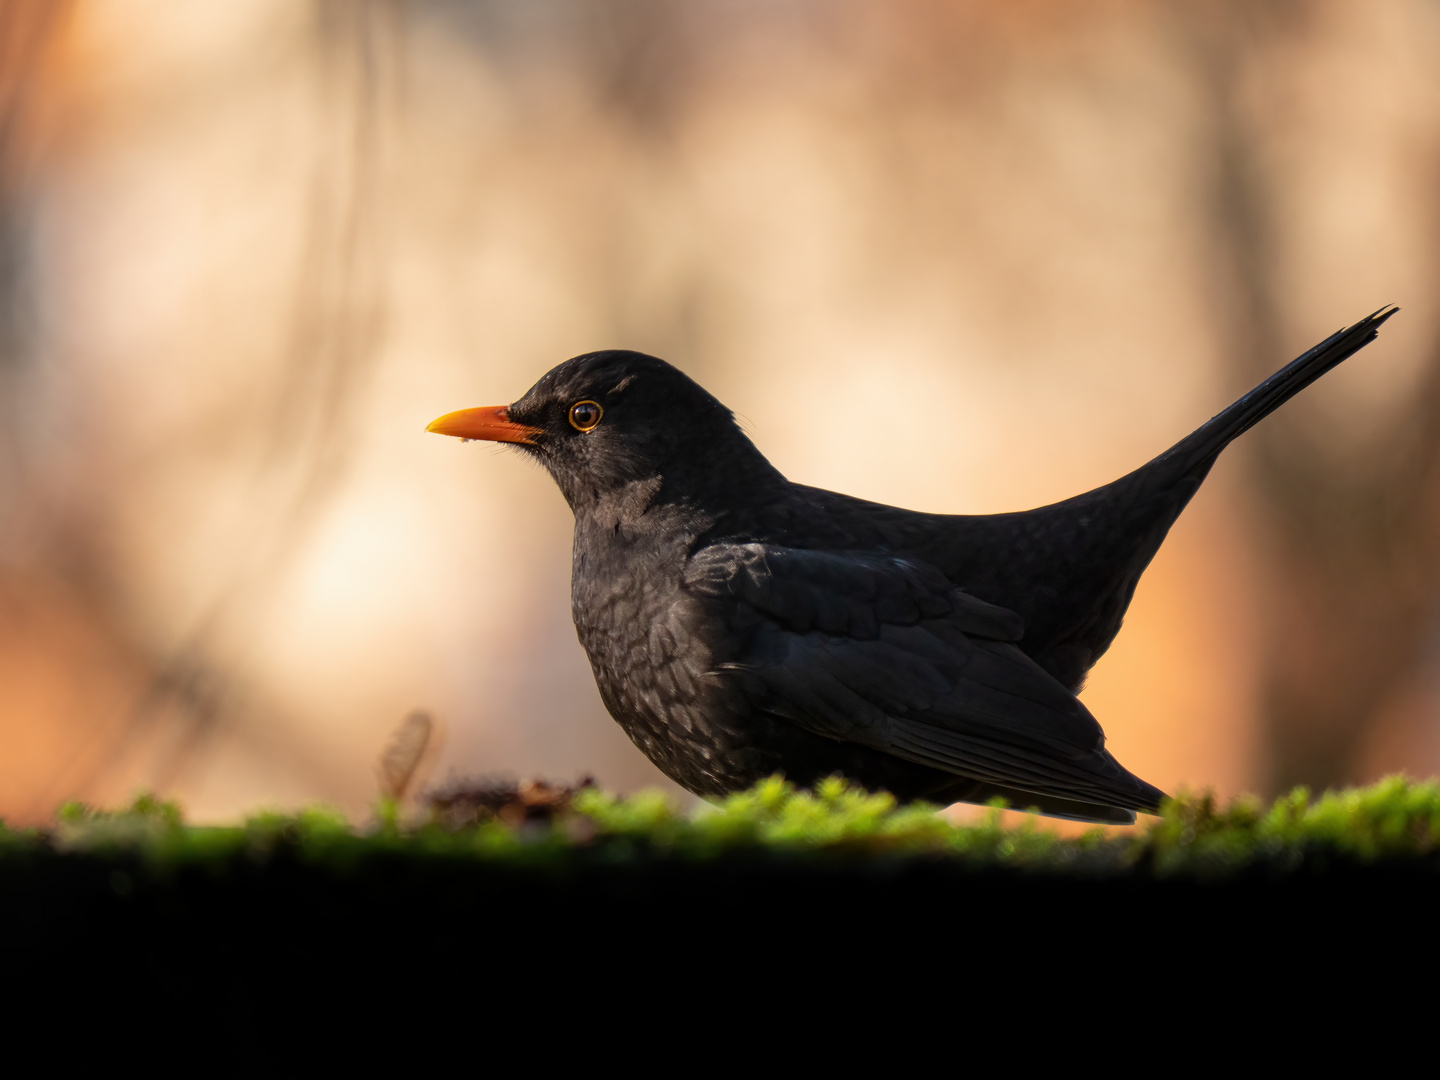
[569,400,603,432]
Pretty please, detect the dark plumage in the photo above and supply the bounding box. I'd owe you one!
[428,307,1396,823]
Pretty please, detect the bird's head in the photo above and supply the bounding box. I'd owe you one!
[427,350,783,516]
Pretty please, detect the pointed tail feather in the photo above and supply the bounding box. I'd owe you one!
[1001,306,1399,691]
[1157,305,1398,475]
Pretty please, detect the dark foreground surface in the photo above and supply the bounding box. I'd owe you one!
[6,777,1439,1019]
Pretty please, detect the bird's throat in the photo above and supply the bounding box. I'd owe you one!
[584,475,665,530]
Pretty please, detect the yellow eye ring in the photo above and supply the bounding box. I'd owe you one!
[568,400,603,432]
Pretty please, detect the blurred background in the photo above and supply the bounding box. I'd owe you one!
[2,0,1439,824]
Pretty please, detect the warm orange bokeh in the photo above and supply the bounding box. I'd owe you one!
[2,1,1438,824]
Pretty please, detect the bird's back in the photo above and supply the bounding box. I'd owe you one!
[717,478,1180,693]
[740,307,1396,692]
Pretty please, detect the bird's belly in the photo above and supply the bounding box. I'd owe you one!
[571,581,962,801]
[572,585,765,796]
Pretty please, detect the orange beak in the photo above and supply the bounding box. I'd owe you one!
[426,405,544,445]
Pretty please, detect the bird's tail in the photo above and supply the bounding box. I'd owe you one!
[1155,305,1398,476]
[1005,306,1398,689]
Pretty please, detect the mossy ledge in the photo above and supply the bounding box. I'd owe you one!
[7,773,1440,877]
[7,776,1440,998]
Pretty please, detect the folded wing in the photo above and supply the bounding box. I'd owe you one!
[683,542,1165,814]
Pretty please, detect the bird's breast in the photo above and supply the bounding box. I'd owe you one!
[569,517,761,793]
[570,547,721,724]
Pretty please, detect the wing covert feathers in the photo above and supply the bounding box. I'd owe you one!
[685,542,1165,814]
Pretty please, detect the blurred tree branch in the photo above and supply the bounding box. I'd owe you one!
[117,0,405,798]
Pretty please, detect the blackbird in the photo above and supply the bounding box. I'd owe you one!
[428,307,1395,823]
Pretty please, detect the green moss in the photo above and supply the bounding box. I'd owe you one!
[1137,775,1440,876]
[5,775,1440,879]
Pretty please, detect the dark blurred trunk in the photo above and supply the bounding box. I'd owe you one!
[0,2,70,523]
[1187,0,1440,794]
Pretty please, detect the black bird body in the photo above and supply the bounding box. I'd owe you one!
[429,308,1395,823]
